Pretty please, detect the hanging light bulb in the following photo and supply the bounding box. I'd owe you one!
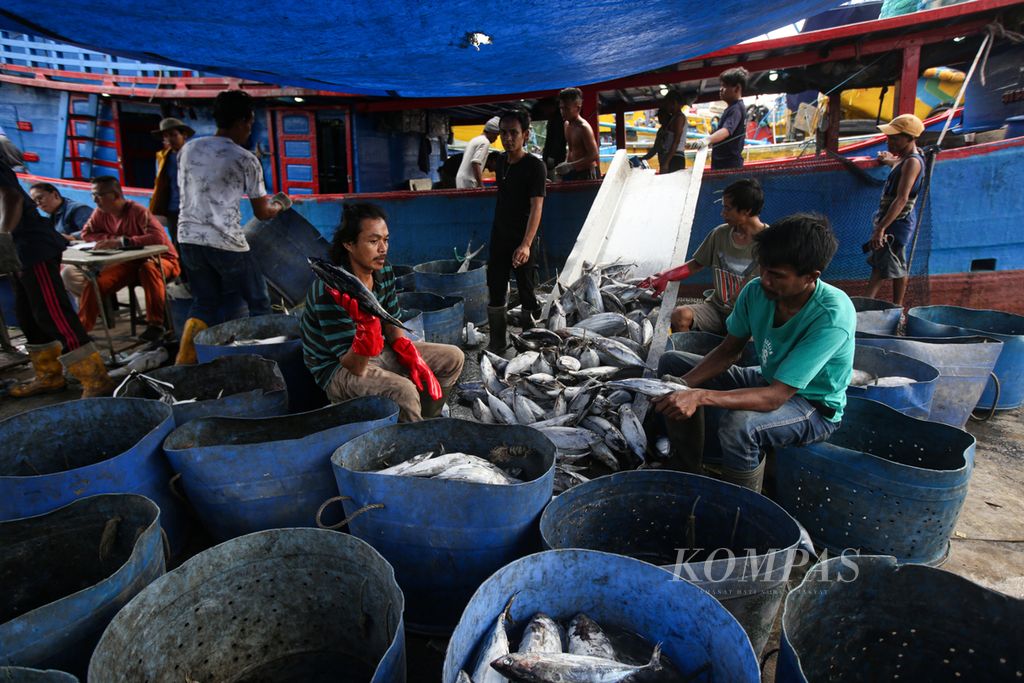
[768,71,779,82]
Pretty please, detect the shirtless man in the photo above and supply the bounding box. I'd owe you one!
[554,87,599,181]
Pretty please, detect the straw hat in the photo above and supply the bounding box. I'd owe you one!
[151,117,196,138]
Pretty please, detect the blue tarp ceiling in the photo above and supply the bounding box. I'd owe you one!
[0,1,842,97]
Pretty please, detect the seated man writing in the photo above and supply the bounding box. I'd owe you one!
[78,176,180,342]
[301,202,465,422]
[651,213,855,492]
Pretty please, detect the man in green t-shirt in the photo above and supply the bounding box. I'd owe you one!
[651,213,855,492]
[640,178,766,334]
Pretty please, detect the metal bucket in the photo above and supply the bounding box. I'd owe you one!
[88,529,406,683]
[0,494,163,678]
[907,305,1024,410]
[194,313,326,413]
[400,308,425,342]
[163,397,399,542]
[0,668,78,682]
[330,418,555,635]
[117,355,288,425]
[242,210,330,307]
[540,470,811,656]
[0,398,187,557]
[777,555,1024,683]
[847,345,939,419]
[666,331,759,366]
[850,296,902,335]
[392,264,416,292]
[443,549,759,682]
[856,332,1003,428]
[396,292,465,346]
[413,259,487,325]
[775,397,975,566]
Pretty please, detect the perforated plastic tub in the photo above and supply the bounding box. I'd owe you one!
[777,555,1024,682]
[775,397,974,566]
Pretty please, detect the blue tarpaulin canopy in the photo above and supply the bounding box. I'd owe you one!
[0,0,842,97]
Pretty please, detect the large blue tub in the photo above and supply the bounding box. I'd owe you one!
[540,470,812,655]
[778,555,1024,683]
[89,529,405,683]
[117,355,288,425]
[856,332,1003,428]
[396,292,465,346]
[0,398,187,557]
[330,418,555,635]
[443,549,759,682]
[776,397,975,566]
[413,259,487,325]
[163,397,399,542]
[194,313,326,413]
[847,345,939,419]
[242,210,330,307]
[0,495,164,678]
[850,296,902,335]
[907,305,1024,410]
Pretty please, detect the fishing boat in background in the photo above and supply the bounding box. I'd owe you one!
[1,0,1022,318]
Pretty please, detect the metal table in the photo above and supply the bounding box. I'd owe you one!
[63,245,170,361]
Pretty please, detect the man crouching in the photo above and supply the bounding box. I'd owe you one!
[652,213,855,492]
[301,202,464,421]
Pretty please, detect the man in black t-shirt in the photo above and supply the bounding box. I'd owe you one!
[693,67,748,170]
[487,109,547,352]
[0,138,114,398]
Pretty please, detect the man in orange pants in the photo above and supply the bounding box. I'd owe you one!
[78,176,180,342]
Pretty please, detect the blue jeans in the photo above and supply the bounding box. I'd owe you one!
[179,243,271,323]
[658,351,839,471]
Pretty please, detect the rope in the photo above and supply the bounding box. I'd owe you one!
[937,30,991,147]
[315,495,385,530]
[901,144,938,304]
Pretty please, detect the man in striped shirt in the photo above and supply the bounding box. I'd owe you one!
[301,202,464,421]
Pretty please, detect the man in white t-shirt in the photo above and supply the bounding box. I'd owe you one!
[455,117,500,189]
[174,90,286,364]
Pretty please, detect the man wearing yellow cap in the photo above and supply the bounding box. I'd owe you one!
[865,113,925,304]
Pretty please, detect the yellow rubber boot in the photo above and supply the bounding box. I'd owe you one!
[175,317,207,365]
[62,345,116,398]
[9,341,66,398]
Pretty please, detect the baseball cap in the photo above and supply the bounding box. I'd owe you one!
[484,117,500,133]
[878,114,924,138]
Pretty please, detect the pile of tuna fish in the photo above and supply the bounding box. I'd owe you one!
[460,262,687,492]
[459,597,682,682]
[375,447,526,485]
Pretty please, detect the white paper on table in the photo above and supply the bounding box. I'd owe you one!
[70,242,98,250]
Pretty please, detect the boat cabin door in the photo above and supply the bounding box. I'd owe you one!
[270,109,352,195]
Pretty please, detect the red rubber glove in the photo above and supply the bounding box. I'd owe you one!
[329,289,383,357]
[639,262,693,295]
[391,336,442,400]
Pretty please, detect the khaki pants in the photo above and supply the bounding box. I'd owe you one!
[327,341,465,422]
[61,265,87,300]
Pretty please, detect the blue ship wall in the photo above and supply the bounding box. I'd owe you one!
[0,83,66,178]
